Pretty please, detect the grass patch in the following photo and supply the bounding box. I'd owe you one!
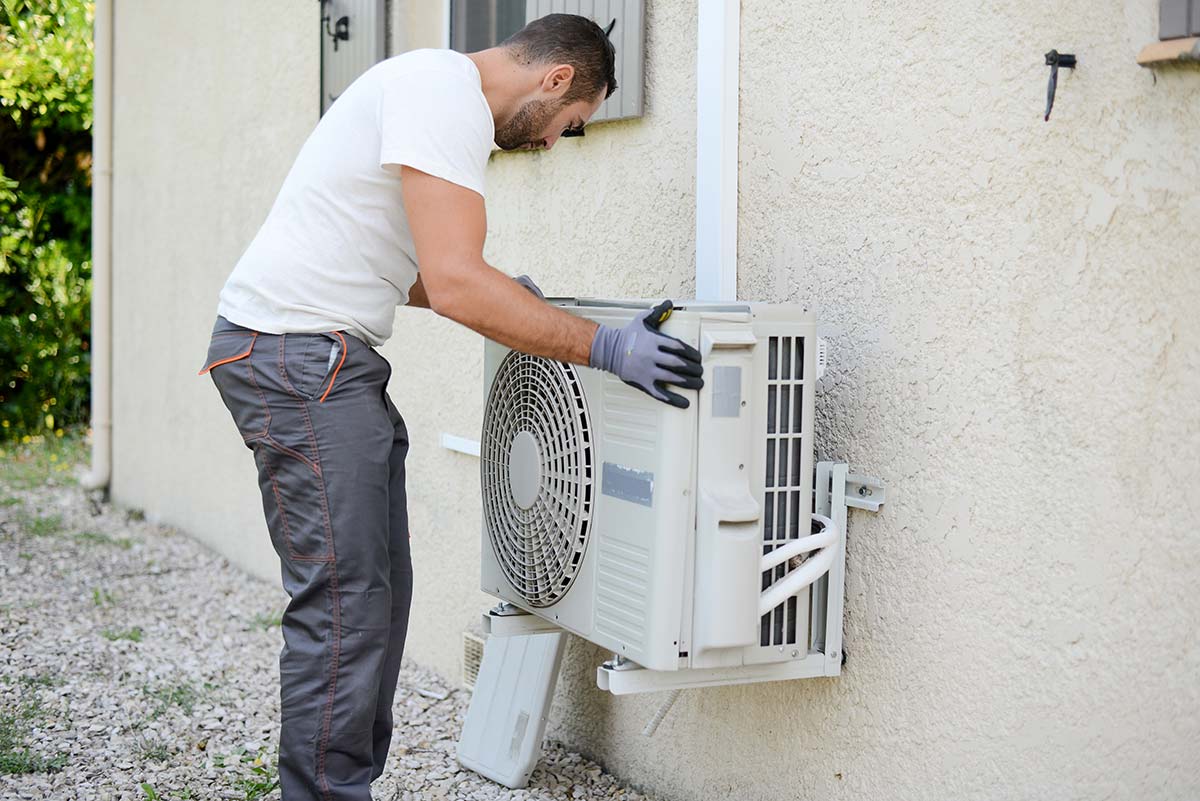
[214,747,279,800]
[101,626,144,643]
[136,737,172,762]
[24,512,63,537]
[0,428,88,490]
[75,530,133,549]
[140,783,194,800]
[0,687,68,775]
[92,587,117,607]
[19,673,63,690]
[251,610,284,630]
[0,496,19,507]
[144,681,201,718]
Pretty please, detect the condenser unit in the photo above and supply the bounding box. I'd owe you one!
[459,298,883,789]
[478,298,832,672]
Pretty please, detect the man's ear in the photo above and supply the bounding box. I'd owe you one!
[541,64,575,97]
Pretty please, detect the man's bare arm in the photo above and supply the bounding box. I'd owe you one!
[400,166,597,366]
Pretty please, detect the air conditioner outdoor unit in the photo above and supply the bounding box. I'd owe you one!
[477,298,834,673]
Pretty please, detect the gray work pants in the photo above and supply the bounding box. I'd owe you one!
[200,315,412,800]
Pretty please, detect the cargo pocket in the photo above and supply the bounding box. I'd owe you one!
[252,441,334,561]
[200,331,268,443]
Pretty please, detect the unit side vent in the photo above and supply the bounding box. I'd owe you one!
[760,336,808,647]
[594,538,649,647]
[601,374,660,449]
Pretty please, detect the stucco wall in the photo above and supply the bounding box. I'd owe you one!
[556,3,1199,799]
[111,1,1199,799]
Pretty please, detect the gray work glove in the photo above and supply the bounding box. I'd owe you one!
[589,300,704,409]
[514,274,545,300]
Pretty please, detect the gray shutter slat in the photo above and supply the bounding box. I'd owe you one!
[320,0,386,116]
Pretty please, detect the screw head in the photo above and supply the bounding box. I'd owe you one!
[791,649,799,658]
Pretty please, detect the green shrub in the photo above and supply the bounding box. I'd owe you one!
[0,0,94,440]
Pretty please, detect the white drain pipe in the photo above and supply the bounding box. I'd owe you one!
[81,0,113,492]
[695,0,739,302]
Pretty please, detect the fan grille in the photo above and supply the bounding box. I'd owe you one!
[481,352,594,608]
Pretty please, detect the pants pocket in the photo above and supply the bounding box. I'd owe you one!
[281,331,348,403]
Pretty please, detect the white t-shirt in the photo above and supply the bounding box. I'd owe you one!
[217,49,495,346]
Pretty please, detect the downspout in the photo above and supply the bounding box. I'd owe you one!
[694,0,739,302]
[81,0,112,492]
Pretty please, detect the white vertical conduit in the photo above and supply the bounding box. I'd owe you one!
[82,0,113,492]
[694,0,739,302]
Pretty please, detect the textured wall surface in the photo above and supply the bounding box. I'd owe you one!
[111,1,1199,799]
[111,0,317,583]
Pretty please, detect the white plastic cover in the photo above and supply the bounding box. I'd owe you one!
[456,632,566,789]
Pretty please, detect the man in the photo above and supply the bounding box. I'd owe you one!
[199,13,703,801]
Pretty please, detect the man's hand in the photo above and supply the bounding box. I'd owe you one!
[589,300,704,408]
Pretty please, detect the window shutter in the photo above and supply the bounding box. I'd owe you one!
[320,0,387,116]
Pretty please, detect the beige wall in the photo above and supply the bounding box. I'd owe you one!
[112,0,317,583]
[111,1,1200,799]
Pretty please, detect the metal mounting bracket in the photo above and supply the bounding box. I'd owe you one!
[482,602,564,638]
[845,472,886,512]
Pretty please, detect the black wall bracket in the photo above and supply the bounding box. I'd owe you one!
[1044,50,1077,122]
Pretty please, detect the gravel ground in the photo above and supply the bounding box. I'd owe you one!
[0,439,653,801]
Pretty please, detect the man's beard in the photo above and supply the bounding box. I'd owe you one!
[495,98,563,150]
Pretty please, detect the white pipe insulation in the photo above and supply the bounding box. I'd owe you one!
[81,0,113,492]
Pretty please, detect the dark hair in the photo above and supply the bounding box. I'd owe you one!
[501,13,617,103]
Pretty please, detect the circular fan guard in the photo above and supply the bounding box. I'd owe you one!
[481,352,594,608]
